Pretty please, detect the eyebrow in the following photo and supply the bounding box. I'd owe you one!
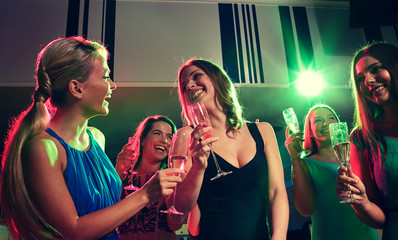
[366,62,382,71]
[357,62,381,75]
[152,129,172,134]
[313,114,335,119]
[190,70,199,77]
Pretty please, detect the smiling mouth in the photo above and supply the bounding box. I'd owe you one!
[191,90,203,102]
[371,86,385,95]
[154,146,166,152]
[320,129,329,134]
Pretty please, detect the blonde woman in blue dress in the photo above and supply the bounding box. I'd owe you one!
[285,104,379,240]
[0,37,183,240]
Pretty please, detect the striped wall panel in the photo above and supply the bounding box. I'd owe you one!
[2,1,398,87]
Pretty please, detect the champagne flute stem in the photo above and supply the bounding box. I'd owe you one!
[172,185,177,208]
[209,145,221,172]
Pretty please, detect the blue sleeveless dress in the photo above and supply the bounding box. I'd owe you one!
[46,128,122,240]
[194,123,270,240]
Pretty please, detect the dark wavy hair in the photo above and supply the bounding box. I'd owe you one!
[131,115,177,171]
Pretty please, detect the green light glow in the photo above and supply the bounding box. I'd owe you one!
[296,71,325,97]
[41,139,58,167]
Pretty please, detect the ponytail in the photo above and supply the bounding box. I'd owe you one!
[1,36,106,239]
[1,93,55,239]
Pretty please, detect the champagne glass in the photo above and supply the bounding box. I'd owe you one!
[187,102,232,180]
[329,122,362,203]
[123,136,140,191]
[160,131,189,215]
[282,107,311,158]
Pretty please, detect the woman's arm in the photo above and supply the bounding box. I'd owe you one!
[23,133,183,240]
[167,125,216,232]
[336,142,386,228]
[284,128,316,216]
[187,204,201,237]
[259,122,289,239]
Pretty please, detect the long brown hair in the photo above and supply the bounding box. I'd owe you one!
[350,42,398,166]
[0,36,108,239]
[177,59,244,131]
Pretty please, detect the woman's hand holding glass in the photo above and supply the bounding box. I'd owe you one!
[140,167,184,203]
[187,102,232,180]
[284,128,305,160]
[122,137,141,191]
[330,122,363,203]
[336,165,367,204]
[161,130,190,215]
[189,124,218,170]
[282,107,311,158]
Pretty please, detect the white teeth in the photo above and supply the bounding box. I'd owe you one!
[373,86,385,93]
[192,90,203,101]
[155,146,165,151]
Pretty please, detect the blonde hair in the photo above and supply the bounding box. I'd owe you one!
[0,36,108,239]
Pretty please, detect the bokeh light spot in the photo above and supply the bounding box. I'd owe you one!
[296,71,325,97]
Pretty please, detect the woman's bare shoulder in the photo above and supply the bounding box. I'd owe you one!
[88,126,105,149]
[23,131,66,169]
[253,121,274,134]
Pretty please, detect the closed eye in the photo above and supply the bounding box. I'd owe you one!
[193,73,202,81]
[369,65,384,74]
[153,131,161,135]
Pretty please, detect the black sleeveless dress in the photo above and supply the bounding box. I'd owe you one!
[194,123,270,240]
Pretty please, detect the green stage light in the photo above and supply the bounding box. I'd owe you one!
[296,71,325,97]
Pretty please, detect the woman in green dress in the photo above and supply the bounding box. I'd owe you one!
[286,104,379,240]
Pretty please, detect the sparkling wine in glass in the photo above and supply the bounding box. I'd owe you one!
[329,122,351,166]
[123,136,140,191]
[187,102,232,181]
[282,107,311,158]
[329,122,362,203]
[160,131,189,215]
